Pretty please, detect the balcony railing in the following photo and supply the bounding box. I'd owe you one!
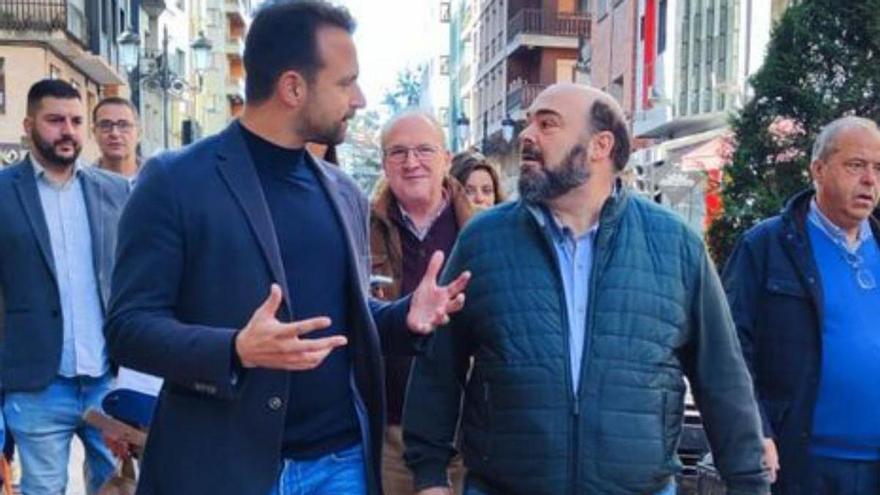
[507,8,590,43]
[225,37,244,57]
[507,83,547,113]
[0,1,88,44]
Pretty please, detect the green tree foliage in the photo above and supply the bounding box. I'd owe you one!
[706,0,880,266]
[382,66,423,114]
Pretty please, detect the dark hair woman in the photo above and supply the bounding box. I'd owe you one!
[450,151,506,208]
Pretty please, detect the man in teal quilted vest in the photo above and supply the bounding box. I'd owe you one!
[402,84,769,495]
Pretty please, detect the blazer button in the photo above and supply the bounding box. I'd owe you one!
[51,310,60,318]
[268,396,283,411]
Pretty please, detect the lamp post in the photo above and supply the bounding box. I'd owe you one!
[118,26,213,150]
[455,112,516,153]
[455,113,470,152]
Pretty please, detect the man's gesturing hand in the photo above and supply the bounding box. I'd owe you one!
[407,250,471,335]
[235,284,347,370]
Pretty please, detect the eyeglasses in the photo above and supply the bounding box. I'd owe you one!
[842,250,877,290]
[841,160,880,178]
[95,120,135,133]
[383,145,439,165]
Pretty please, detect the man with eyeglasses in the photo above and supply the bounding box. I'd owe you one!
[92,97,141,182]
[370,110,474,494]
[723,116,880,494]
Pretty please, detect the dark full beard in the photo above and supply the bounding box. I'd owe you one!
[518,144,590,203]
[31,129,80,167]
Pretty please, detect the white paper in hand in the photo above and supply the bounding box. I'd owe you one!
[116,367,163,396]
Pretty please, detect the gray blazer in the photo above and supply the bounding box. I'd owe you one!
[0,157,129,391]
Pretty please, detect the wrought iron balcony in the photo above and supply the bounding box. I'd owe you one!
[0,0,88,44]
[507,83,547,114]
[507,8,590,44]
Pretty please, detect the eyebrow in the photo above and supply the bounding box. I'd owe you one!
[526,108,563,121]
[337,72,359,85]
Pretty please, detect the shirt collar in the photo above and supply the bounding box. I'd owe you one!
[31,153,83,187]
[808,198,873,251]
[541,205,599,245]
[397,191,450,241]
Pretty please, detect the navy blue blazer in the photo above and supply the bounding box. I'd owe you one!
[0,158,128,391]
[106,122,414,495]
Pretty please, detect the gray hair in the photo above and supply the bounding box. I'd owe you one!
[379,108,448,151]
[812,116,880,162]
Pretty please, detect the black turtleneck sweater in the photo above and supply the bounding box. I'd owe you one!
[239,123,360,459]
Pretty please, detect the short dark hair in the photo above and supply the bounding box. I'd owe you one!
[27,79,81,116]
[589,99,631,171]
[244,0,356,103]
[92,96,139,123]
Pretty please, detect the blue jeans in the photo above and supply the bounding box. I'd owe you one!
[3,374,115,495]
[805,455,880,495]
[464,478,676,495]
[269,443,367,495]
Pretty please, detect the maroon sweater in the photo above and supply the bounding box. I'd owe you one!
[386,203,459,424]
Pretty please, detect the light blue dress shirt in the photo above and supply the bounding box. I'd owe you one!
[32,158,108,377]
[543,207,598,393]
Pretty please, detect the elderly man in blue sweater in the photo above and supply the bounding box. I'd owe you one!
[723,116,880,495]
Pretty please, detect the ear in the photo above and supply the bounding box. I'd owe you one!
[589,130,614,162]
[276,70,309,108]
[22,116,34,136]
[810,159,824,183]
[441,150,452,174]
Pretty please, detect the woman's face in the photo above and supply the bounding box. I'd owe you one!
[464,168,497,208]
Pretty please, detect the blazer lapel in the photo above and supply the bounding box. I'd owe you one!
[13,158,57,280]
[79,167,111,310]
[214,123,292,311]
[309,156,369,294]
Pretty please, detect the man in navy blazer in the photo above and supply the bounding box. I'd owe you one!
[105,2,469,494]
[0,79,128,494]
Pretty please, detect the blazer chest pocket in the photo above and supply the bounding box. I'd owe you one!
[766,277,808,298]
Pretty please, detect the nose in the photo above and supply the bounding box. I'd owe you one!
[61,118,76,136]
[352,83,367,110]
[519,123,537,149]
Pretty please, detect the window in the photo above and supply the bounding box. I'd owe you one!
[596,0,608,18]
[609,75,624,104]
[440,1,451,22]
[102,0,111,35]
[658,0,667,54]
[439,106,449,124]
[88,91,96,129]
[175,48,185,76]
[439,55,450,76]
[0,58,5,114]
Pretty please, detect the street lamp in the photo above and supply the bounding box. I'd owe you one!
[455,113,470,150]
[118,26,213,149]
[501,114,516,144]
[455,112,517,153]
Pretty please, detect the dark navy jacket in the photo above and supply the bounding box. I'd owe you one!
[722,189,880,494]
[0,158,128,391]
[106,123,413,495]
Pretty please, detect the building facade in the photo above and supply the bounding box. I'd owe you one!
[629,0,795,232]
[418,0,452,144]
[449,0,590,192]
[0,0,130,165]
[191,0,250,138]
